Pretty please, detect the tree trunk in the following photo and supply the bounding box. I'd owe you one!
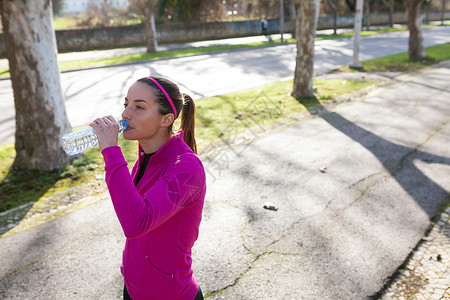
[144,5,158,53]
[350,0,364,68]
[289,0,297,38]
[442,0,447,25]
[132,0,158,51]
[389,0,394,27]
[292,0,317,98]
[280,0,285,42]
[425,0,432,24]
[315,0,321,29]
[1,0,72,171]
[328,0,340,35]
[333,10,338,34]
[365,0,371,30]
[406,0,425,58]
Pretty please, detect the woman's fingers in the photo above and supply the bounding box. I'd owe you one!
[90,116,120,151]
[91,116,117,129]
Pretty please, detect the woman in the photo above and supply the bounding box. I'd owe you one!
[91,76,206,300]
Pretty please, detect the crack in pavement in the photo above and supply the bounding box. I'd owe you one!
[335,117,450,221]
[207,196,335,297]
[205,251,273,298]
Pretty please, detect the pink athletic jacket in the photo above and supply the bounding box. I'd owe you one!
[102,132,206,300]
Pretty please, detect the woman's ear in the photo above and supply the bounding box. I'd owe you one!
[161,114,175,128]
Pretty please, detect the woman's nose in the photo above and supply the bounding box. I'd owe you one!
[121,107,129,120]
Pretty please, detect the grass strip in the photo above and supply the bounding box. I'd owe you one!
[58,41,282,71]
[336,42,450,72]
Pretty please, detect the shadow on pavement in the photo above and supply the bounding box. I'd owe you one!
[297,95,450,218]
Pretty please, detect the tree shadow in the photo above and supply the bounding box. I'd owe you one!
[296,95,450,218]
[0,168,62,234]
[0,151,100,235]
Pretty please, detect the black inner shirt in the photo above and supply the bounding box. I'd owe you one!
[135,152,156,186]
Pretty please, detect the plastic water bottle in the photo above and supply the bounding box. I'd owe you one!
[61,119,128,155]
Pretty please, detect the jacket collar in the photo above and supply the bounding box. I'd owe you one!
[137,131,187,164]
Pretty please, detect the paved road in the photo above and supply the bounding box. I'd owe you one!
[0,59,449,299]
[0,26,449,145]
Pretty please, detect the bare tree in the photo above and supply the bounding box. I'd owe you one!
[292,0,317,98]
[364,0,371,30]
[129,0,159,52]
[389,0,395,27]
[240,0,250,16]
[315,0,321,28]
[1,0,72,171]
[406,0,425,58]
[328,0,340,34]
[288,0,297,37]
[79,2,114,27]
[442,0,447,25]
[424,0,432,23]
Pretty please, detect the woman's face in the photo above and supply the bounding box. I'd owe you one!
[121,81,165,142]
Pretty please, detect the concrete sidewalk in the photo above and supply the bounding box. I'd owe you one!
[0,60,449,299]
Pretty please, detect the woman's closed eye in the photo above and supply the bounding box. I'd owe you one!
[123,103,144,110]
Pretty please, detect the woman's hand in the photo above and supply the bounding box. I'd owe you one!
[90,116,119,151]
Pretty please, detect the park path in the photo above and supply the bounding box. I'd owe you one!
[0,59,449,299]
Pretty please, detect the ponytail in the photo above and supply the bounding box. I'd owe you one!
[179,94,197,154]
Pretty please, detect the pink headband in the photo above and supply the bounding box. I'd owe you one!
[146,77,177,119]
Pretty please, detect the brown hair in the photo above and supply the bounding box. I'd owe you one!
[138,76,197,154]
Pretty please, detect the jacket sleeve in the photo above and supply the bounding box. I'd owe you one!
[102,146,205,239]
